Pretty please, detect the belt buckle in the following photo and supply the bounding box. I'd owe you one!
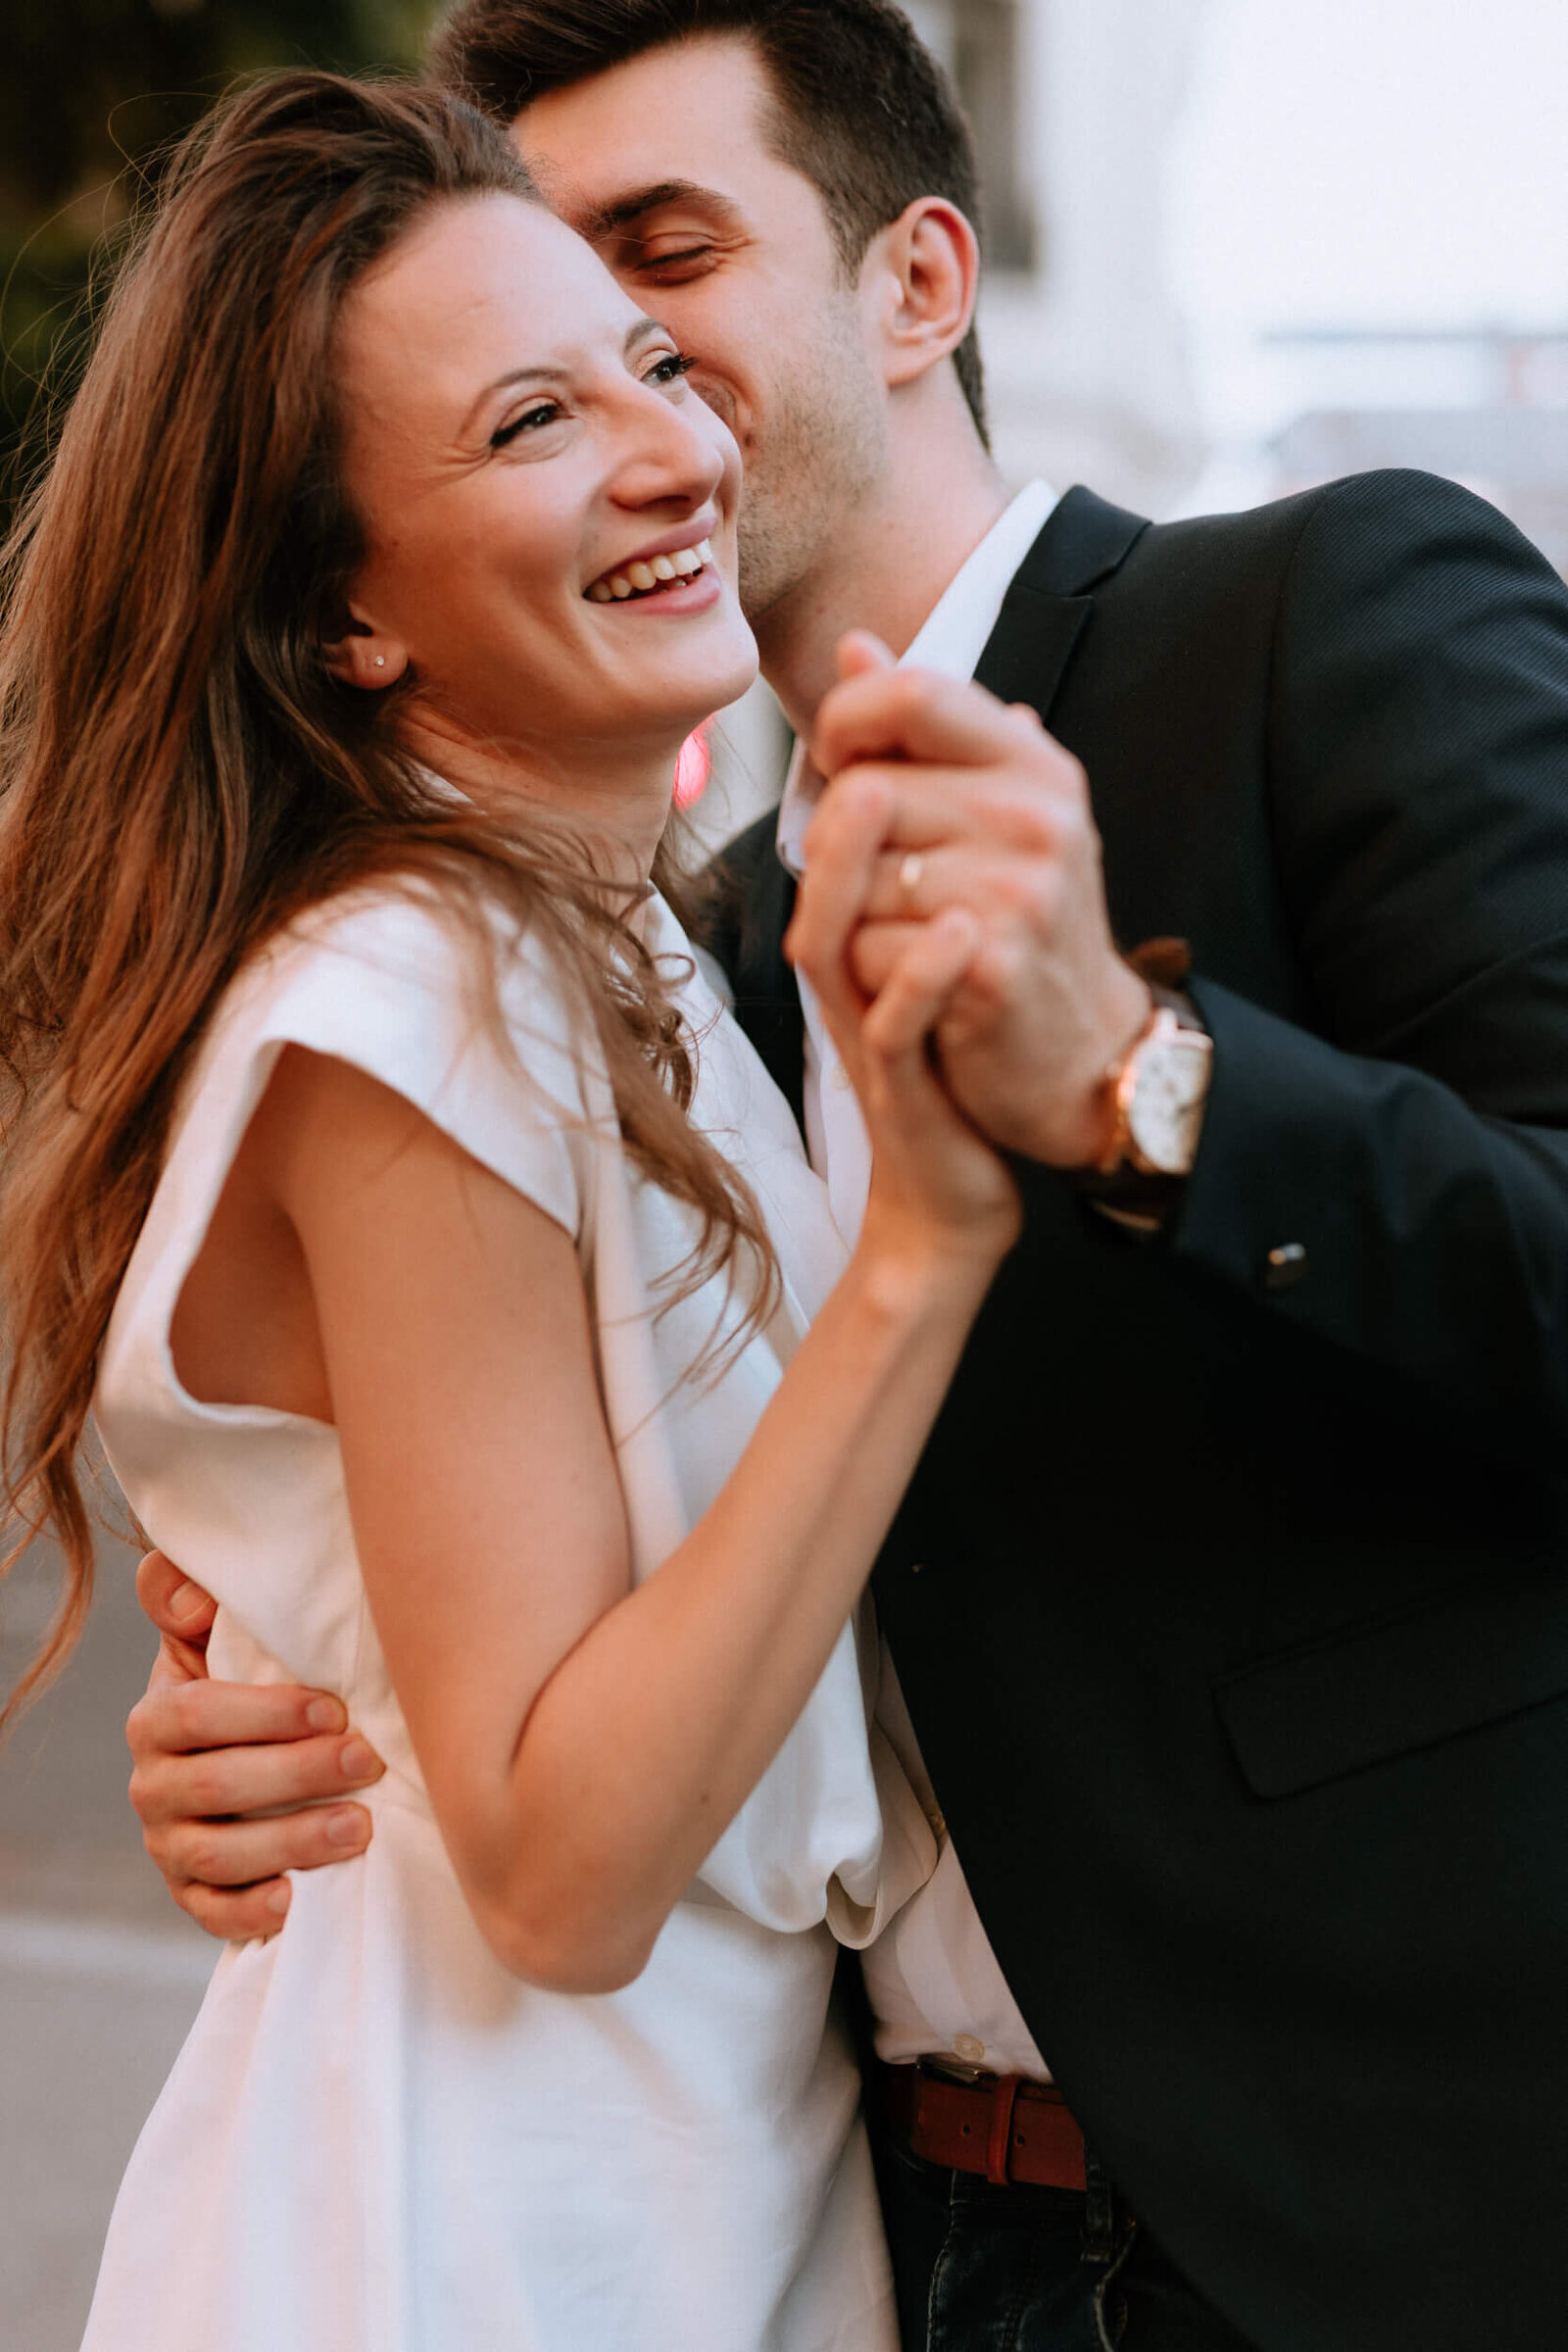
[920,2053,995,2090]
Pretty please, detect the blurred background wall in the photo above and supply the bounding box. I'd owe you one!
[915,0,1568,558]
[4,3,1567,2343]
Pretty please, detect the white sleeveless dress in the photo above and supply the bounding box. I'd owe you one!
[83,884,934,2352]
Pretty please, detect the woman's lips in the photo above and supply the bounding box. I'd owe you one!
[585,536,714,603]
[586,565,724,618]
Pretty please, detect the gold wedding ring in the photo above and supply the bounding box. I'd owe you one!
[898,852,925,903]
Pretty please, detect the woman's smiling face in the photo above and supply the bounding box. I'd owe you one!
[332,190,756,800]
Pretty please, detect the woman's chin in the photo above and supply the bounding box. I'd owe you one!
[594,604,758,726]
[635,654,760,740]
[706,650,761,717]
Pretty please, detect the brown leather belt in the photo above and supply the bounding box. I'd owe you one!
[880,2060,1088,2192]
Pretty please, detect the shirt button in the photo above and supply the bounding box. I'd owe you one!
[953,2034,986,2065]
[829,1061,853,1092]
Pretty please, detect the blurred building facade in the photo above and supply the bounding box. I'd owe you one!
[1264,330,1568,579]
[913,0,1210,516]
[1167,0,1568,574]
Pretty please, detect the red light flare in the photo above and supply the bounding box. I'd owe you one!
[674,722,713,808]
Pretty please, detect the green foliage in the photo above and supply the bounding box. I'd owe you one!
[0,0,441,524]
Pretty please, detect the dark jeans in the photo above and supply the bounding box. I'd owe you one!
[878,2138,1264,2352]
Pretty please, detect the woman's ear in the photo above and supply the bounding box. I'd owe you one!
[872,197,981,391]
[320,609,409,690]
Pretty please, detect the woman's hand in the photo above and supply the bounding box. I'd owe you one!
[786,636,1021,1272]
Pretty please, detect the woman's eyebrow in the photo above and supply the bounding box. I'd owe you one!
[461,319,669,432]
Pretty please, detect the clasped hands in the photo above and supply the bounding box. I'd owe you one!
[788,632,1152,1171]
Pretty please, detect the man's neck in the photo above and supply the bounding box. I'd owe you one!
[756,445,1012,738]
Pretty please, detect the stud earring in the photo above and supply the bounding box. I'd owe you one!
[373,656,386,668]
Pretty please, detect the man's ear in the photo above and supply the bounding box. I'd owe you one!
[320,609,409,691]
[871,197,981,391]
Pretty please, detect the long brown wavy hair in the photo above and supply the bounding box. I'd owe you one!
[0,71,774,1731]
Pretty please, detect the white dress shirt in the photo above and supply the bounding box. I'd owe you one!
[776,480,1059,2080]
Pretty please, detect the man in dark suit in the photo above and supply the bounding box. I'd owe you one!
[126,4,1568,2345]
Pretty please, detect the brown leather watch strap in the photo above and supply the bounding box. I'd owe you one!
[880,2062,1089,2192]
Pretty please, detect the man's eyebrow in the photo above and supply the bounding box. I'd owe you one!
[581,180,746,240]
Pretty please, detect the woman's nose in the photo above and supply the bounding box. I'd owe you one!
[611,380,726,514]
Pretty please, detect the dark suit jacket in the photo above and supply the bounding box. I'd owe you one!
[707,471,1568,2352]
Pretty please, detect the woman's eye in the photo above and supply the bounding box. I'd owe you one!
[645,353,698,388]
[491,402,563,448]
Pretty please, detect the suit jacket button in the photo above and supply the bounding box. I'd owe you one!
[1263,1242,1308,1291]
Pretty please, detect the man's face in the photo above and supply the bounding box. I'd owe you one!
[516,34,889,626]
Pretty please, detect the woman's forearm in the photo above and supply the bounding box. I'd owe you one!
[469,1226,998,1990]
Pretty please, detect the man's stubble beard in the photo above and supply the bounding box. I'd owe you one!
[726,313,888,634]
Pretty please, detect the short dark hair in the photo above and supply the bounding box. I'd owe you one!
[427,0,989,445]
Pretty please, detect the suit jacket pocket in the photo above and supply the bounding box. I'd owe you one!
[1213,1567,1568,1797]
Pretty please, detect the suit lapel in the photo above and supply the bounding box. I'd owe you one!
[973,485,1150,724]
[973,589,1093,719]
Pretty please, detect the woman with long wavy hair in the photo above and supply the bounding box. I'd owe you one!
[0,69,1016,2352]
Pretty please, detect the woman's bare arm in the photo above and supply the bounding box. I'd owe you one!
[173,859,1008,1992]
[259,1029,1002,1987]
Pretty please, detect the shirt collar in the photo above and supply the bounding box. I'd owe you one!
[775,479,1058,878]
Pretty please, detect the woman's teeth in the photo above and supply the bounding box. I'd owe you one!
[585,539,712,604]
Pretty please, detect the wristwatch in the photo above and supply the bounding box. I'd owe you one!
[1097,997,1213,1178]
[1073,986,1213,1228]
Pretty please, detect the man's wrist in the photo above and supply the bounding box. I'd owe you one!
[1014,963,1153,1168]
[1069,957,1213,1231]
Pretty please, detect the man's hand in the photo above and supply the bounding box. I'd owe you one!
[127,1550,384,1940]
[808,638,1151,1166]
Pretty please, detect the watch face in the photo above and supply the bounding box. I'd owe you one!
[1128,1035,1212,1174]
